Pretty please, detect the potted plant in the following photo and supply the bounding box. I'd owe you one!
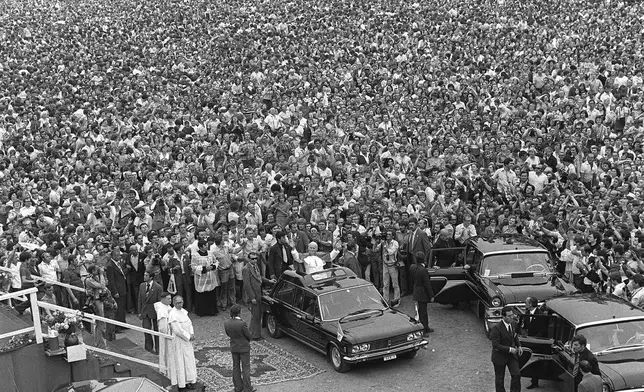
[44,310,84,347]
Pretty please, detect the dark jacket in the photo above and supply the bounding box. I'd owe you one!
[224,317,252,353]
[105,259,127,297]
[267,242,294,279]
[520,307,548,337]
[409,263,434,303]
[138,281,162,319]
[408,229,432,262]
[575,347,601,386]
[490,321,521,365]
[125,253,146,287]
[432,237,458,268]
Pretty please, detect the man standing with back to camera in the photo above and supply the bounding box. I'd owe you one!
[224,304,257,392]
[491,306,522,392]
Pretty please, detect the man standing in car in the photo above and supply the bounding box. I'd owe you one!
[519,297,546,389]
[409,251,434,336]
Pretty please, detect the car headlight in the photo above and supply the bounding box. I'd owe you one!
[491,297,503,307]
[351,343,371,353]
[602,384,611,392]
[407,331,423,341]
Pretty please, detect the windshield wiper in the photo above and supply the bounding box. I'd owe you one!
[339,308,383,323]
[597,344,644,355]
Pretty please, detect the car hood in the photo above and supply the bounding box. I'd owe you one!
[490,276,569,304]
[323,309,421,344]
[598,349,644,390]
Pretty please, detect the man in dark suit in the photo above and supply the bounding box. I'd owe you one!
[406,219,432,296]
[138,271,162,353]
[409,251,434,336]
[578,360,603,392]
[125,245,146,313]
[178,239,194,312]
[243,252,269,340]
[491,306,522,392]
[267,231,294,280]
[519,297,548,389]
[105,249,128,333]
[572,334,601,392]
[224,305,256,392]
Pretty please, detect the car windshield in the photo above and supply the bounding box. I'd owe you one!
[318,284,387,321]
[578,319,644,353]
[480,252,550,277]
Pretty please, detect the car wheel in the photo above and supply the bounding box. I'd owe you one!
[399,349,418,359]
[266,314,283,339]
[328,344,350,373]
[477,302,486,319]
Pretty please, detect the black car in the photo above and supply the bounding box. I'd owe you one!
[262,267,427,373]
[517,294,644,392]
[427,236,578,336]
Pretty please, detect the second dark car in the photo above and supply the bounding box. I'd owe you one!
[427,236,578,336]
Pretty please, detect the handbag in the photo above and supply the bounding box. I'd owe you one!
[167,274,177,295]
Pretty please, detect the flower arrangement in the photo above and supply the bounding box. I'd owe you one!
[0,333,35,353]
[0,271,12,293]
[44,310,83,335]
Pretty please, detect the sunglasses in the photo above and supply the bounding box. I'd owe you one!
[249,257,258,261]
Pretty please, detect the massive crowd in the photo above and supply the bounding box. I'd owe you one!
[2,0,644,351]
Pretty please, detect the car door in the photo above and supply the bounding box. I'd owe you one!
[291,289,326,352]
[518,311,571,383]
[270,281,298,333]
[428,245,486,304]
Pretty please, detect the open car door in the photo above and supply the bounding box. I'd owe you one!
[428,247,485,304]
[513,308,567,382]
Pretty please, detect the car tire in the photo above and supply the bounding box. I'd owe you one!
[266,313,283,339]
[399,349,418,359]
[328,344,350,373]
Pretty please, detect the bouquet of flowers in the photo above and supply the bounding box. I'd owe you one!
[44,310,83,336]
[0,271,12,293]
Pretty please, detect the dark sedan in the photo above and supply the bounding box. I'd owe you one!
[262,267,427,372]
[427,236,578,336]
[517,294,644,392]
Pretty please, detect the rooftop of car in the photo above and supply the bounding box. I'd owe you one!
[469,236,548,256]
[280,267,369,293]
[546,293,644,327]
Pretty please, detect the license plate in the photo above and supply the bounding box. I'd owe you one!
[383,354,397,361]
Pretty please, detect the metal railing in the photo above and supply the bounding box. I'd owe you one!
[0,269,174,371]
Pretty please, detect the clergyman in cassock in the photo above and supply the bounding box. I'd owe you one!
[168,296,197,390]
[154,291,172,377]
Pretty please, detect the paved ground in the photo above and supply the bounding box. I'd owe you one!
[119,299,564,392]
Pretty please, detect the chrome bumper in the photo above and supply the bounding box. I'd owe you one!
[343,340,428,363]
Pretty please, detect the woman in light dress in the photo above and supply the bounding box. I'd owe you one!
[154,292,173,377]
[168,295,197,390]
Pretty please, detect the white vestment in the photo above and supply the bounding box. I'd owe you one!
[168,307,197,388]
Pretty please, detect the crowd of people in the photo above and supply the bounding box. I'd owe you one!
[2,0,644,368]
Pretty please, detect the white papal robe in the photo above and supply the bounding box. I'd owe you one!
[168,307,197,388]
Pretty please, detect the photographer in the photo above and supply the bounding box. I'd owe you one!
[143,244,163,287]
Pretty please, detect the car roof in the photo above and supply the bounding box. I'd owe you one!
[281,267,368,294]
[546,293,644,327]
[469,236,548,256]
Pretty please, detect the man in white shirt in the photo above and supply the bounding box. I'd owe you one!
[630,274,644,308]
[454,215,477,245]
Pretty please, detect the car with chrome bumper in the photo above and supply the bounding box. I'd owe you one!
[427,236,578,337]
[262,267,427,372]
[516,294,644,392]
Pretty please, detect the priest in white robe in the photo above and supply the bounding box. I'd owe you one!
[168,296,197,389]
[154,292,173,377]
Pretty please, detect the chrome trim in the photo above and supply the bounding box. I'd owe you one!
[576,316,644,330]
[483,250,549,257]
[617,389,644,392]
[343,340,427,362]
